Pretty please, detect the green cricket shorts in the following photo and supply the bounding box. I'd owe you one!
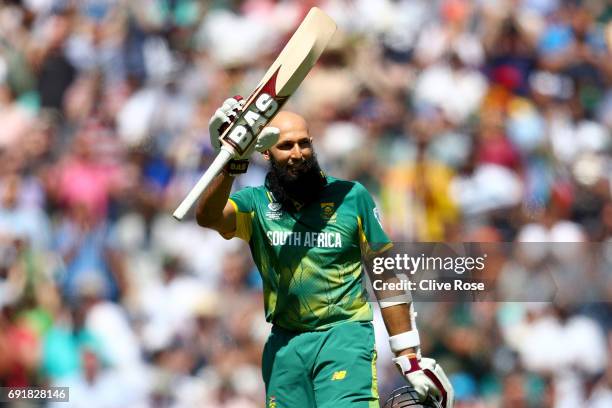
[262,321,379,408]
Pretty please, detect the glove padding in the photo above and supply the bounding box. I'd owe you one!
[209,97,279,159]
[394,354,454,408]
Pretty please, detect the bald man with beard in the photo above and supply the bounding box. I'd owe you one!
[196,98,454,408]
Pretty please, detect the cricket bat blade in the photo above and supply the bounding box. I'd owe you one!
[172,7,336,221]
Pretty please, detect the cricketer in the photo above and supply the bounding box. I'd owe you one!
[196,97,454,407]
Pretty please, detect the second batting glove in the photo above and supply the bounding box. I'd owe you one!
[394,353,454,408]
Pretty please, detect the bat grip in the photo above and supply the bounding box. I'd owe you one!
[172,147,234,221]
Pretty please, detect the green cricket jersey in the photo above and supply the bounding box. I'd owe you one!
[227,176,391,331]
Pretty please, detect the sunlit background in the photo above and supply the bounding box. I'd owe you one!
[0,0,610,407]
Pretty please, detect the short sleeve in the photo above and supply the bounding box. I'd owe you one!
[227,187,255,241]
[354,183,392,259]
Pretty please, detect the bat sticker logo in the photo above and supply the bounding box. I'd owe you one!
[222,68,287,156]
[223,92,281,155]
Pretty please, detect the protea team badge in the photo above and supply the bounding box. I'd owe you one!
[321,202,336,222]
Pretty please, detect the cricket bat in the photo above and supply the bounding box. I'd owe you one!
[173,7,336,221]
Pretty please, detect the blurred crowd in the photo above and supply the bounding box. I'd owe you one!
[0,0,610,406]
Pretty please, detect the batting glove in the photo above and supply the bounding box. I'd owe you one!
[394,354,454,408]
[209,96,280,159]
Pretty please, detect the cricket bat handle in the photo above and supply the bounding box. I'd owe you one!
[172,147,234,221]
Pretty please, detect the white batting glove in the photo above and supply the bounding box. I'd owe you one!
[209,97,243,153]
[246,126,280,158]
[208,97,280,159]
[393,354,454,408]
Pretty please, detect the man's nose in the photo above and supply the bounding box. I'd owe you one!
[290,143,303,160]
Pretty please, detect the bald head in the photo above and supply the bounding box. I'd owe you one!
[269,111,308,135]
[263,111,313,165]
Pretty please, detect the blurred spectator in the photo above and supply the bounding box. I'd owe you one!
[48,123,128,220]
[381,126,459,241]
[52,202,126,303]
[0,173,51,249]
[33,11,77,114]
[137,255,210,352]
[413,51,487,124]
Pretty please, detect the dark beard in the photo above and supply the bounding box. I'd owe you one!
[265,154,327,212]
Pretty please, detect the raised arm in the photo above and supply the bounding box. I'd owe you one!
[195,172,237,235]
[194,96,279,236]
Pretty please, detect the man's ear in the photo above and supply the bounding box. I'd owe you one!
[262,150,271,161]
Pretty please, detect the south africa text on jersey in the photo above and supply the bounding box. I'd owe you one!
[266,231,343,248]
